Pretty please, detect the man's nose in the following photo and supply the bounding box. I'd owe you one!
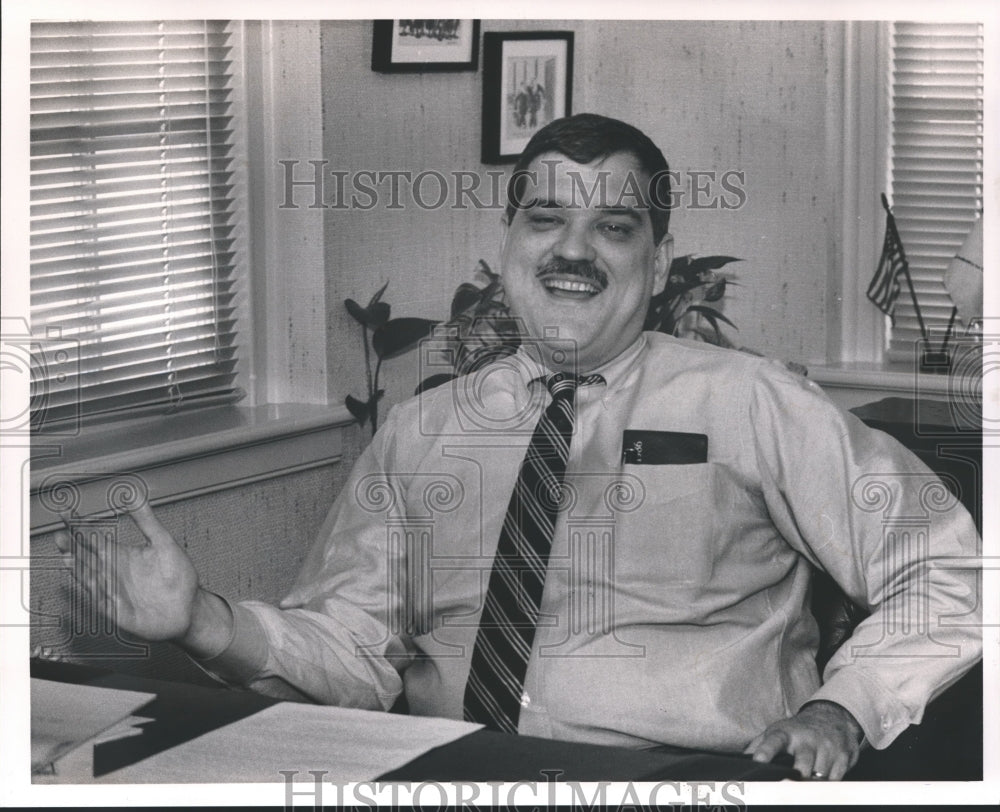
[553,221,596,262]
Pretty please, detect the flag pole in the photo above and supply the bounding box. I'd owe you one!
[880,194,929,343]
[940,306,958,353]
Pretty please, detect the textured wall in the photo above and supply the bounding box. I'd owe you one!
[577,21,830,364]
[318,20,832,415]
[320,19,503,411]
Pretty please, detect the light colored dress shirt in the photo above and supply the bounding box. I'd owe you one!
[202,332,981,752]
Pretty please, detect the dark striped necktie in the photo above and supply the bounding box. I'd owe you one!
[463,371,604,733]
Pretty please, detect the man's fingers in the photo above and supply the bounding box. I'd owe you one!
[828,751,851,782]
[751,728,827,780]
[74,533,112,591]
[788,738,820,779]
[848,746,861,770]
[75,541,98,587]
[55,512,79,558]
[75,548,115,614]
[750,730,787,763]
[53,528,72,556]
[749,712,861,780]
[128,501,168,545]
[74,530,106,567]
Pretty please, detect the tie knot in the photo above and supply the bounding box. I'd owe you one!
[545,372,605,398]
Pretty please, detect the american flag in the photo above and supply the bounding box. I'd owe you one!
[866,194,908,316]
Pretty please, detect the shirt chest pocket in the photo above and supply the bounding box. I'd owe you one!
[612,462,718,590]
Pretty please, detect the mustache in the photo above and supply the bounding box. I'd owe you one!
[535,258,609,289]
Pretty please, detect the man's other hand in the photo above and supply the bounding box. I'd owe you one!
[744,700,865,780]
[55,503,232,655]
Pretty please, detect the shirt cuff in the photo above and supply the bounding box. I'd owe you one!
[190,594,270,686]
[802,667,913,750]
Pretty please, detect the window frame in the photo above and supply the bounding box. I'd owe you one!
[811,19,986,407]
[823,20,891,368]
[26,21,352,534]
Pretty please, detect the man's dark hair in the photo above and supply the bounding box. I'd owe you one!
[505,113,672,243]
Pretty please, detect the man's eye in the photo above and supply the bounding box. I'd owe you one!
[600,222,634,238]
[527,214,560,228]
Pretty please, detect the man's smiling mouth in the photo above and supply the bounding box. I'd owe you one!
[536,258,608,298]
[540,276,602,296]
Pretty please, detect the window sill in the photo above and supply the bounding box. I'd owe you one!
[808,361,953,411]
[30,403,355,534]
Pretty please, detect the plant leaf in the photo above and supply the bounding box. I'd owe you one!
[345,394,370,424]
[368,301,391,327]
[346,295,391,328]
[685,255,742,273]
[668,255,692,274]
[368,280,390,308]
[415,373,456,395]
[693,309,721,339]
[687,304,738,331]
[345,298,368,325]
[667,278,710,296]
[450,275,507,320]
[644,294,673,332]
[702,277,727,302]
[476,280,506,314]
[372,317,440,360]
[476,259,499,283]
[450,283,485,319]
[489,315,520,337]
[647,287,671,308]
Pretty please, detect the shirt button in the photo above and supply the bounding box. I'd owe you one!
[520,692,530,708]
[881,717,891,729]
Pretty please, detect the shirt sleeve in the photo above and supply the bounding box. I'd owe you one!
[192,408,413,708]
[743,359,982,749]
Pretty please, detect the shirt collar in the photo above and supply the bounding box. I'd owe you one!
[512,333,647,394]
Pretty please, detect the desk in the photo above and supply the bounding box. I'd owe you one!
[850,395,982,531]
[31,659,797,783]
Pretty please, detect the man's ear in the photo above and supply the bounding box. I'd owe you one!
[653,233,673,293]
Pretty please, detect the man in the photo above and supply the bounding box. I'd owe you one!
[57,114,981,782]
[527,79,545,128]
[514,82,529,128]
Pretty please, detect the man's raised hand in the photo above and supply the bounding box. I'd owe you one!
[55,502,202,644]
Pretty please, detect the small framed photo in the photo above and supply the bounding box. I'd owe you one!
[371,20,480,73]
[481,31,573,164]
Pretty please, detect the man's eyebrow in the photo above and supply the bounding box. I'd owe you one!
[594,206,646,223]
[531,201,646,223]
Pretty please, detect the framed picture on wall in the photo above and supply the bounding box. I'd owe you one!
[481,31,573,164]
[371,20,480,73]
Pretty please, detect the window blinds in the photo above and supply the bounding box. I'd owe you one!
[29,20,243,430]
[887,21,983,361]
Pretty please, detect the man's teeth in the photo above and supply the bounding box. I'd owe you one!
[543,278,600,294]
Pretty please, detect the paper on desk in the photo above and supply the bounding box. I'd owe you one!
[98,703,482,783]
[30,678,155,775]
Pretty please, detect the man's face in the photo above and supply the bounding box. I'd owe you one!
[500,151,671,372]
